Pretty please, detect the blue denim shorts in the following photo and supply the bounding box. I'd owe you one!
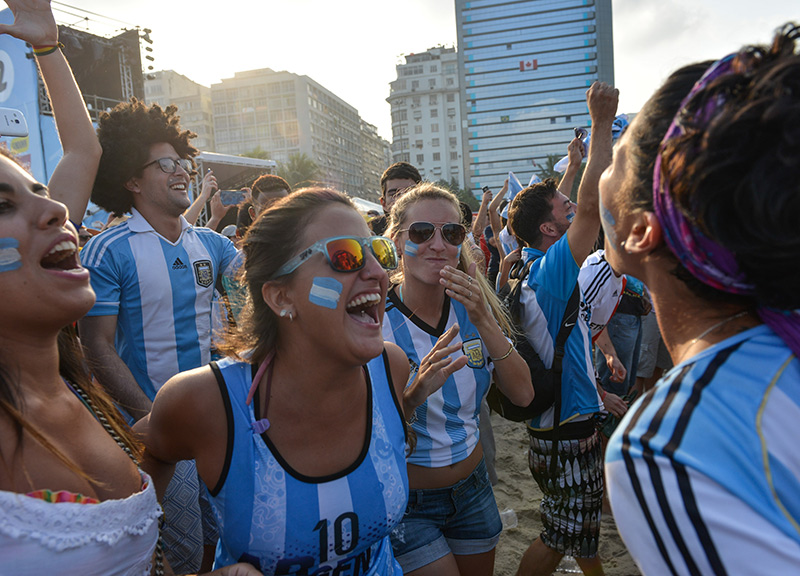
[390,458,502,572]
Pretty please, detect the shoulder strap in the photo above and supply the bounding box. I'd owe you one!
[550,280,582,476]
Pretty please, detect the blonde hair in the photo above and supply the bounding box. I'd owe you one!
[386,182,514,336]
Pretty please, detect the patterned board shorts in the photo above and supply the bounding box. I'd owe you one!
[527,429,603,558]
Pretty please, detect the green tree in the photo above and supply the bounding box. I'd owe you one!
[434,177,480,211]
[241,146,271,160]
[278,153,320,188]
[535,154,585,202]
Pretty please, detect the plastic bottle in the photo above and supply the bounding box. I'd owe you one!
[499,508,518,530]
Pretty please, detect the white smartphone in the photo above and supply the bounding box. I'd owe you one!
[0,107,28,137]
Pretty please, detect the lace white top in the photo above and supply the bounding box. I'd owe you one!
[0,470,161,576]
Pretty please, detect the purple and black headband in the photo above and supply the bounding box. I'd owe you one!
[652,52,800,357]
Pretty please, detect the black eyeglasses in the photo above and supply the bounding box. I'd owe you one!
[141,157,193,174]
[400,221,467,246]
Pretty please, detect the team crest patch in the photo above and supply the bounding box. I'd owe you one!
[193,260,213,287]
[462,338,485,369]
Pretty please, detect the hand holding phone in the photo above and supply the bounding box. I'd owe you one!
[220,190,247,206]
[0,108,28,137]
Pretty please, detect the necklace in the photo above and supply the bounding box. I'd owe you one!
[681,310,749,362]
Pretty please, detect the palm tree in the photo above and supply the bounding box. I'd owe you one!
[277,153,320,188]
[241,146,271,160]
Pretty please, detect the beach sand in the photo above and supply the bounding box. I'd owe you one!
[489,413,641,576]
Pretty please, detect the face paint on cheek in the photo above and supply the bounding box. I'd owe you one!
[309,277,343,310]
[404,239,419,257]
[566,212,575,223]
[0,238,22,273]
[599,195,618,248]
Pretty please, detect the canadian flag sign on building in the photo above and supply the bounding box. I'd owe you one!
[519,59,538,71]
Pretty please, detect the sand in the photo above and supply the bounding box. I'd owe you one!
[489,413,641,576]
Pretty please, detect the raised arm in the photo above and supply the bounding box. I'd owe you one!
[472,187,492,239]
[183,169,218,225]
[557,137,585,199]
[0,0,102,223]
[566,82,618,266]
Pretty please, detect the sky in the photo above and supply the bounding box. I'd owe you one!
[51,0,798,141]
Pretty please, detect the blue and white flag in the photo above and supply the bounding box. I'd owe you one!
[501,171,525,218]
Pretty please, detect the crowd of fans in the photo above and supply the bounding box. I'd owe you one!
[0,1,798,575]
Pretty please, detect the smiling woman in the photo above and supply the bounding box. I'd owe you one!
[136,188,436,574]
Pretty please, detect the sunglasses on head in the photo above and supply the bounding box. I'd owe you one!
[273,235,399,278]
[400,221,466,247]
[141,157,193,174]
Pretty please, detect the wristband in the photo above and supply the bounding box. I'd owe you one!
[33,42,64,57]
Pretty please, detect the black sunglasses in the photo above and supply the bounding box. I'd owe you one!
[400,221,466,246]
[141,157,193,174]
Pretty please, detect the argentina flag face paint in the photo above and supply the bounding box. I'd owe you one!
[309,277,343,309]
[0,238,22,273]
[403,239,420,257]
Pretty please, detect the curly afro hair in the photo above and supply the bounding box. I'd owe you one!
[92,98,198,216]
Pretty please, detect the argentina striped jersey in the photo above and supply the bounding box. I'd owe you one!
[382,288,494,467]
[207,352,407,575]
[606,325,800,575]
[80,209,238,398]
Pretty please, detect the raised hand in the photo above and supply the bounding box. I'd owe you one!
[0,0,58,47]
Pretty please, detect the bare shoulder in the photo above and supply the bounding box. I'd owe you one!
[151,366,225,430]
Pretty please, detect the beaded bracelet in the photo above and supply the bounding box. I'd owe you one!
[32,42,64,57]
[490,341,515,362]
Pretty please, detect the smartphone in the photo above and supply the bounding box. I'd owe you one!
[0,108,28,137]
[482,186,490,193]
[574,127,588,140]
[220,190,246,206]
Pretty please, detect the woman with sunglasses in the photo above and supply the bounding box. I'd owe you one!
[602,26,800,574]
[383,183,533,576]
[138,188,447,574]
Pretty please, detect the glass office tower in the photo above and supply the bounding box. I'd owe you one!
[455,0,614,194]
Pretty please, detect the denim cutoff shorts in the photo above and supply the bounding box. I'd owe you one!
[390,458,502,572]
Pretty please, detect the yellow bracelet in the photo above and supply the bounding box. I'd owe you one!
[491,341,515,362]
[33,42,64,57]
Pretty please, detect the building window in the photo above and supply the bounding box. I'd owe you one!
[433,152,441,161]
[429,95,437,105]
[430,109,438,118]
[447,93,455,102]
[415,139,423,148]
[416,154,424,164]
[450,151,458,161]
[412,80,420,90]
[446,77,455,86]
[448,123,456,132]
[449,137,457,147]
[428,79,436,89]
[447,108,456,117]
[414,125,422,134]
[431,123,439,133]
[432,138,440,147]
[550,118,557,124]
[430,65,438,73]
[565,115,572,123]
[412,96,421,107]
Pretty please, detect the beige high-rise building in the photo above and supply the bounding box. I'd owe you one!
[387,46,465,187]
[144,70,215,150]
[211,68,372,196]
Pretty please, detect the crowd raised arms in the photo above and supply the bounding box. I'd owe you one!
[0,1,798,574]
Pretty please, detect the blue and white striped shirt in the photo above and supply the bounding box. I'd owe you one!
[81,209,238,399]
[383,289,494,467]
[606,325,800,575]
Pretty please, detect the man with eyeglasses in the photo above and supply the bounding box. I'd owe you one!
[79,99,237,574]
[369,161,421,235]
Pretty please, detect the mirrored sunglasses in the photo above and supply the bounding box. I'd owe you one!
[273,235,398,278]
[401,221,466,246]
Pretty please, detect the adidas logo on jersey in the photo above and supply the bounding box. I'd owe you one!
[172,257,187,270]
